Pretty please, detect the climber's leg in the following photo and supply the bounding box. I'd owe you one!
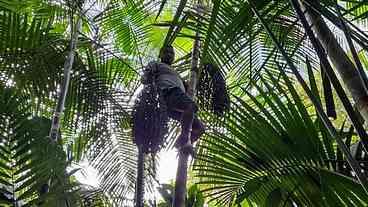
[167,110,205,148]
[162,87,205,148]
[172,103,195,148]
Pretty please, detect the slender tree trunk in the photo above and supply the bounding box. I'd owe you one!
[49,17,82,141]
[135,145,145,207]
[300,0,368,123]
[173,152,189,207]
[173,5,202,207]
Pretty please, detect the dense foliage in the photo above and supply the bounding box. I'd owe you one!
[0,0,368,206]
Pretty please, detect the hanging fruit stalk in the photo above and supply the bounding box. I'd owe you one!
[133,62,169,206]
[135,145,145,207]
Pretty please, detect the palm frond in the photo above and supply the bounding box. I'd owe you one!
[0,85,79,206]
[94,0,155,65]
[194,76,368,206]
[80,185,112,207]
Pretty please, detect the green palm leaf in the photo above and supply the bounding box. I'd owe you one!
[194,75,368,206]
[0,86,79,206]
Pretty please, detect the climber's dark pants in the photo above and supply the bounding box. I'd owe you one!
[161,87,205,147]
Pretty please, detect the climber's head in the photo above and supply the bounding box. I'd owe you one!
[160,45,175,65]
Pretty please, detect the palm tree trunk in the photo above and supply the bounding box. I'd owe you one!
[49,17,82,141]
[173,153,189,207]
[135,145,145,207]
[173,6,202,207]
[300,0,368,123]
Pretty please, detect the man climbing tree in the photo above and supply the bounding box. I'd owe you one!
[141,45,205,152]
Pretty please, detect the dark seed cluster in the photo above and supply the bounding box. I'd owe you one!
[198,63,230,116]
[132,84,169,153]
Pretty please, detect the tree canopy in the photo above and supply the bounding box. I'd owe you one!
[0,0,368,206]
